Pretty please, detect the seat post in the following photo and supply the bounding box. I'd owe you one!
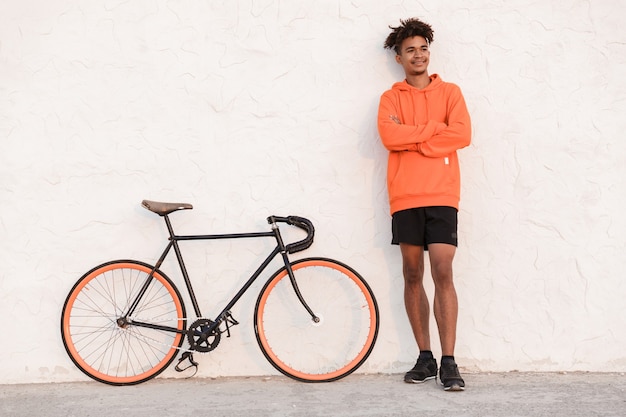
[163,214,177,239]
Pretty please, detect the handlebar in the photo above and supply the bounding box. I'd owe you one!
[267,215,315,254]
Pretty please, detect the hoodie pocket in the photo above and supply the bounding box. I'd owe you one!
[388,151,454,198]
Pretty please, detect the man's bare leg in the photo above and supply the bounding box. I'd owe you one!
[400,243,439,383]
[428,243,458,356]
[428,242,464,390]
[400,243,430,351]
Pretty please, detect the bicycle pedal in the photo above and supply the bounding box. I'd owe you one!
[225,310,239,326]
[222,311,239,337]
[175,352,199,373]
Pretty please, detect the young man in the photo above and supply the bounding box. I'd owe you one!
[378,18,471,391]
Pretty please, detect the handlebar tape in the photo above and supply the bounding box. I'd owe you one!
[285,216,315,254]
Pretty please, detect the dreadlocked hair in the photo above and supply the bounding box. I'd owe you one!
[384,18,434,54]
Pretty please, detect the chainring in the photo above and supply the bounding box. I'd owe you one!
[187,318,221,352]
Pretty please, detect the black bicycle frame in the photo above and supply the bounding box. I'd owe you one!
[122,214,317,336]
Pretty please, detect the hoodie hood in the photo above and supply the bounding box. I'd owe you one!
[391,74,443,93]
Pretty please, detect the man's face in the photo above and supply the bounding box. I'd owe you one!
[396,36,430,76]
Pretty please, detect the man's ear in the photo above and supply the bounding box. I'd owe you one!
[395,54,402,64]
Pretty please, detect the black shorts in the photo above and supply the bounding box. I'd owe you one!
[391,206,458,249]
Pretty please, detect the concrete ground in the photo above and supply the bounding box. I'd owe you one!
[1,372,624,417]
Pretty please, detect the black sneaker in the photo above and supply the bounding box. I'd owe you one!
[404,358,437,383]
[439,361,465,391]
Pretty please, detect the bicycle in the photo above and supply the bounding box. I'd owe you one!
[61,200,379,386]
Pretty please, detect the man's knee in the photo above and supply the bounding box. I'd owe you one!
[431,261,454,286]
[403,262,425,285]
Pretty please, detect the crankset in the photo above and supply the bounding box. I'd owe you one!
[187,318,221,352]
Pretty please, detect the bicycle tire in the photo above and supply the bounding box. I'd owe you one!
[61,260,186,385]
[254,257,379,382]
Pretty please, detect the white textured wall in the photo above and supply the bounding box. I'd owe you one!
[1,0,625,384]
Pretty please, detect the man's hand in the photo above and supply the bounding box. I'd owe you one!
[389,115,401,124]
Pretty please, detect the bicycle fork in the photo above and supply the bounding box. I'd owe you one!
[270,219,320,324]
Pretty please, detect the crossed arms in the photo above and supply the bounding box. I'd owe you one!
[377,87,471,157]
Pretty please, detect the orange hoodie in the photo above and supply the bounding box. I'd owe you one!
[377,74,471,214]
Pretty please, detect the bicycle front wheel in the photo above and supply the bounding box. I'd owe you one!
[61,260,186,385]
[254,257,379,382]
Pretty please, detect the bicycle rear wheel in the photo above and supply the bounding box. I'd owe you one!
[254,257,379,382]
[61,260,186,385]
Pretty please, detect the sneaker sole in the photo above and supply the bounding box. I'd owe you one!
[443,383,465,391]
[404,375,436,384]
